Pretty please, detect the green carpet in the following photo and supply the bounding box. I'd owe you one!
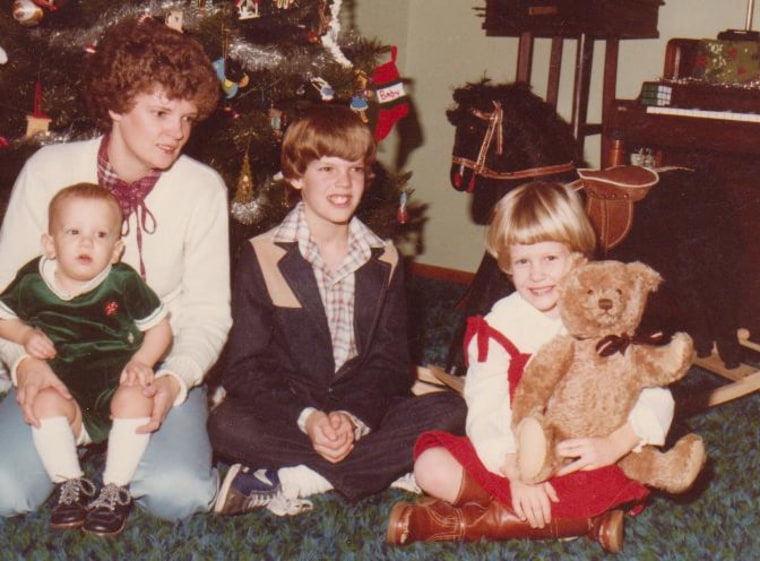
[0,276,758,560]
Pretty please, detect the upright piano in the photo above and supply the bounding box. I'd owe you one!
[604,37,760,407]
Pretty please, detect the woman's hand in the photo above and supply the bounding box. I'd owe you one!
[15,357,71,427]
[137,375,180,434]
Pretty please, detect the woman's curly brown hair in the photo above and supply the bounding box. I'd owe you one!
[84,17,219,131]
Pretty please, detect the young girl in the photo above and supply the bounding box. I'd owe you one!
[387,182,674,553]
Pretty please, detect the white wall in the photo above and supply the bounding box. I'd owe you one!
[354,0,752,272]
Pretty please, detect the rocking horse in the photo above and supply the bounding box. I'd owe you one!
[444,80,746,402]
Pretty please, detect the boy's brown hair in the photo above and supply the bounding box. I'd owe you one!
[48,183,123,233]
[84,17,219,131]
[280,105,376,182]
[485,181,597,274]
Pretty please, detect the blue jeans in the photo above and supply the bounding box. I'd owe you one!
[0,387,218,521]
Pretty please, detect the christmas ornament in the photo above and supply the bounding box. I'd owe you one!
[311,77,334,101]
[397,187,414,224]
[350,96,369,123]
[0,46,7,65]
[236,0,260,20]
[268,106,286,138]
[212,57,250,99]
[25,80,51,138]
[12,0,69,27]
[165,10,184,32]
[372,46,410,141]
[231,150,266,225]
[351,71,370,123]
[12,0,44,26]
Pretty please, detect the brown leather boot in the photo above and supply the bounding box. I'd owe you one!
[387,497,624,553]
[452,471,492,506]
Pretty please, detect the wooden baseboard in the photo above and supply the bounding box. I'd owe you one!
[408,262,474,285]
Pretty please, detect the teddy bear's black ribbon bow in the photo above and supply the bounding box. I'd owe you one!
[596,331,671,357]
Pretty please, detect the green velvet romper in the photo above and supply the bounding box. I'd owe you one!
[0,258,166,442]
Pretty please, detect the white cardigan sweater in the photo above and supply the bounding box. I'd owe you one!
[0,137,232,404]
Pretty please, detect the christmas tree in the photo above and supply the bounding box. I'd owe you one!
[0,0,419,256]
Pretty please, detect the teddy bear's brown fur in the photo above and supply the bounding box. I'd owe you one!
[512,259,706,494]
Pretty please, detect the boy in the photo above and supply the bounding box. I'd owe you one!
[209,105,466,515]
[0,183,172,535]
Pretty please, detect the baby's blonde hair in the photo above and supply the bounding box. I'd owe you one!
[48,182,123,234]
[485,181,596,274]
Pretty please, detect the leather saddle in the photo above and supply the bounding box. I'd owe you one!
[577,165,659,252]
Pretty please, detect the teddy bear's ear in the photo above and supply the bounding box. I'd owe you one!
[626,261,662,293]
[568,252,588,270]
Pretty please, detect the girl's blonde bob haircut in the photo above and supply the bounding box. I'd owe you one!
[485,181,597,274]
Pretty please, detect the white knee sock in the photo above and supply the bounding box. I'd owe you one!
[31,416,82,483]
[278,465,333,499]
[102,417,151,487]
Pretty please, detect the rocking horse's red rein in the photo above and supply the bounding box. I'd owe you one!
[451,101,575,188]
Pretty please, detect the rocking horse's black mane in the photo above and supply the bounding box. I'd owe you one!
[448,80,580,169]
[447,80,581,225]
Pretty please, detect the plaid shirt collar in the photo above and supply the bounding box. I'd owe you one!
[96,135,161,279]
[274,202,386,273]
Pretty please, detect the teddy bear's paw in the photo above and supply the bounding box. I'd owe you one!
[659,434,707,493]
[673,434,706,491]
[670,332,695,363]
[516,417,550,483]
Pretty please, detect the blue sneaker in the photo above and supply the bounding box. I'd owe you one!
[214,464,281,515]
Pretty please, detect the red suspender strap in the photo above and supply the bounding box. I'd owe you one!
[464,316,532,401]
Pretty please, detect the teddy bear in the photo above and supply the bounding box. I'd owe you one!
[512,259,706,494]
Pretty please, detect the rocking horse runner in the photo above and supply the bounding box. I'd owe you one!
[445,80,743,374]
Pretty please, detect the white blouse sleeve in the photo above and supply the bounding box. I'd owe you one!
[464,334,516,475]
[627,386,675,447]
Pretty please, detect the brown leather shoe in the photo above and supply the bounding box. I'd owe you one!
[590,508,624,554]
[387,497,465,544]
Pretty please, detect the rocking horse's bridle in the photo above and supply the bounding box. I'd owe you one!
[451,101,576,183]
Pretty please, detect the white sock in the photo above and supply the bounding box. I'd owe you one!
[278,465,333,499]
[102,417,151,487]
[31,416,82,483]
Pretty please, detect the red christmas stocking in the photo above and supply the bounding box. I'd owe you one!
[372,46,409,140]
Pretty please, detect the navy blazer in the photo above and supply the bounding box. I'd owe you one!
[222,229,414,430]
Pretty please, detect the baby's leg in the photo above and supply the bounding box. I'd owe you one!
[28,390,95,530]
[102,385,153,486]
[82,385,154,536]
[30,388,83,483]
